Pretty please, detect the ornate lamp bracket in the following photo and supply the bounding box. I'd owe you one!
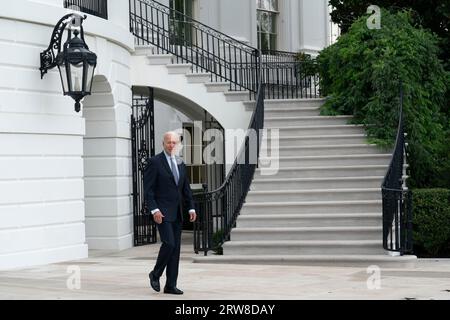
[40,13,87,79]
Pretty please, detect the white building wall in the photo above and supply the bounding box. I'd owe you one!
[0,0,332,270]
[154,101,191,155]
[194,0,330,54]
[0,0,134,269]
[297,0,329,55]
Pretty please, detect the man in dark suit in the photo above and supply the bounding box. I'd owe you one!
[143,131,197,295]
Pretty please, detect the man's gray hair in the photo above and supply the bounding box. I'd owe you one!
[163,131,180,142]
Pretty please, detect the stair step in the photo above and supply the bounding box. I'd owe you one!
[192,255,417,268]
[266,125,365,137]
[146,54,173,65]
[260,144,388,156]
[251,176,383,190]
[247,188,381,202]
[133,45,155,56]
[264,107,320,117]
[263,98,326,109]
[259,154,391,167]
[241,200,382,214]
[230,226,382,241]
[204,82,230,92]
[224,91,251,102]
[185,73,212,83]
[244,101,324,113]
[255,165,388,179]
[255,165,389,179]
[236,213,382,227]
[166,63,192,74]
[222,240,385,255]
[265,115,353,127]
[262,134,369,146]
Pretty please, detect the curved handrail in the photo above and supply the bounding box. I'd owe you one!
[136,0,256,53]
[129,0,260,94]
[192,53,264,254]
[381,82,413,254]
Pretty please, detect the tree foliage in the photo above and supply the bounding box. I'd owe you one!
[328,0,449,64]
[318,10,449,188]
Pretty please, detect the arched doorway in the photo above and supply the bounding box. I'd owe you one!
[131,85,225,246]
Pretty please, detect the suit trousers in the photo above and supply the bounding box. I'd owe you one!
[152,214,183,288]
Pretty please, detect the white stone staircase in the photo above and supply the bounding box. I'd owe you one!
[130,47,254,135]
[193,99,417,268]
[132,47,416,268]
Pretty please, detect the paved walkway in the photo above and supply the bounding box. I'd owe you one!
[1,233,450,300]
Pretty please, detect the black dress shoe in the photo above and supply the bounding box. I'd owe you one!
[164,286,183,295]
[149,271,160,292]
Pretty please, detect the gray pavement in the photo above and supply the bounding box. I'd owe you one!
[1,232,450,300]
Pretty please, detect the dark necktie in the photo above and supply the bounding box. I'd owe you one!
[170,157,179,185]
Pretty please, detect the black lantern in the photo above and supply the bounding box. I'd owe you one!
[40,14,97,112]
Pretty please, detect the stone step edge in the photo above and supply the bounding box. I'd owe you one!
[251,98,326,103]
[260,144,383,150]
[185,72,211,77]
[232,226,382,232]
[263,134,367,139]
[248,188,381,195]
[192,255,418,264]
[256,165,388,171]
[265,124,365,129]
[252,176,384,183]
[259,154,391,160]
[264,107,321,111]
[238,213,381,219]
[223,240,382,246]
[265,115,353,120]
[243,200,382,207]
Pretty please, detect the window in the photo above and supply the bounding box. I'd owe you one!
[63,0,108,20]
[169,0,194,45]
[257,0,278,52]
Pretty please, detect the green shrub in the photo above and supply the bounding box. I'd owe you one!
[318,9,450,189]
[412,189,450,257]
[295,52,318,78]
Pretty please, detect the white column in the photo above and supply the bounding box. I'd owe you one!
[82,36,133,250]
[298,0,329,55]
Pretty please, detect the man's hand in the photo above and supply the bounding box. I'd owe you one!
[153,211,164,224]
[189,211,197,222]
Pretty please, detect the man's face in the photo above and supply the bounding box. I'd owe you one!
[163,134,179,156]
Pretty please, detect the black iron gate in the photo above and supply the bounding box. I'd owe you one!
[131,86,157,246]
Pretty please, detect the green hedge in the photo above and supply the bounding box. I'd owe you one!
[318,9,450,189]
[412,189,450,257]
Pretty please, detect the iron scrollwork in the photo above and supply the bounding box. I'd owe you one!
[39,13,87,79]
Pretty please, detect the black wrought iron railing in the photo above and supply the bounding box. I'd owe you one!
[260,50,321,100]
[64,0,108,20]
[131,87,157,246]
[129,0,260,95]
[381,84,413,254]
[193,79,265,255]
[129,0,265,254]
[261,49,297,63]
[262,60,320,99]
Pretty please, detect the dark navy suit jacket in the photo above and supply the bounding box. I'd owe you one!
[143,151,195,222]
